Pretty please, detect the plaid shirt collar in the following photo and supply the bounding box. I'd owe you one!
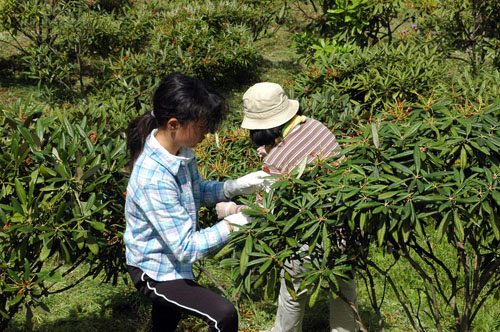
[145,129,195,175]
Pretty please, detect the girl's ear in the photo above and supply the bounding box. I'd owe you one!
[166,118,180,131]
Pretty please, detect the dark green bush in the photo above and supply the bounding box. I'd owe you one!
[152,1,261,87]
[0,0,153,100]
[0,0,263,101]
[291,36,448,120]
[417,0,500,70]
[286,0,407,46]
[224,98,500,332]
[0,101,128,330]
[93,0,264,109]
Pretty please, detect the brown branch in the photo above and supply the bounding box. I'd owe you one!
[365,259,420,331]
[470,280,500,323]
[400,250,443,332]
[335,287,368,332]
[358,264,385,330]
[46,263,98,295]
[196,263,230,298]
[412,240,451,303]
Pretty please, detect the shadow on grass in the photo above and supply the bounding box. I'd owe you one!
[0,55,37,88]
[256,56,304,83]
[0,54,40,107]
[6,291,150,332]
[301,296,384,332]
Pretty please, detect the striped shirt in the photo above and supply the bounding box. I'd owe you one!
[124,131,231,281]
[263,118,342,175]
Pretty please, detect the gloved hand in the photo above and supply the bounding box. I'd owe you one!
[223,170,270,198]
[216,202,249,220]
[225,212,254,232]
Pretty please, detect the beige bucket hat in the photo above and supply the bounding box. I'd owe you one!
[241,82,299,130]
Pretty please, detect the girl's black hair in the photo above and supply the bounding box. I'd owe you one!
[127,72,227,169]
[249,108,302,147]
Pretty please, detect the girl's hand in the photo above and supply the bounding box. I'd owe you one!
[216,202,249,219]
[225,212,254,232]
[223,171,270,198]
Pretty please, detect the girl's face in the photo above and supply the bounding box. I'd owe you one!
[176,118,209,149]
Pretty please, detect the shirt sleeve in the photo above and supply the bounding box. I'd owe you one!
[192,163,227,206]
[140,179,231,264]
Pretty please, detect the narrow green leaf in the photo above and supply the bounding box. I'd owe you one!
[283,271,297,301]
[39,240,52,261]
[359,212,367,230]
[322,224,331,258]
[86,234,99,255]
[378,191,400,200]
[293,156,308,179]
[15,178,27,206]
[59,241,71,263]
[7,268,22,283]
[460,147,467,169]
[414,145,421,174]
[302,222,320,240]
[377,223,386,246]
[10,294,23,306]
[23,258,30,281]
[405,123,422,138]
[489,212,500,240]
[308,277,322,308]
[85,193,96,214]
[81,165,101,181]
[63,117,74,139]
[240,236,252,275]
[453,210,464,241]
[39,165,57,177]
[258,258,273,275]
[371,122,379,149]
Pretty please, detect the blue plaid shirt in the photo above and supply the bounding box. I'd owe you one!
[124,131,231,281]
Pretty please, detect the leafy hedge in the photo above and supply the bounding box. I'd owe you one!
[224,98,500,332]
[0,101,128,330]
[0,0,267,101]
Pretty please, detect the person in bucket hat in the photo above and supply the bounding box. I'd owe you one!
[217,82,358,332]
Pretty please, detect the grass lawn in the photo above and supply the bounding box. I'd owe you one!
[5,239,500,332]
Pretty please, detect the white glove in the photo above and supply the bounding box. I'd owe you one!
[225,212,254,232]
[223,171,270,198]
[216,202,237,219]
[216,202,249,219]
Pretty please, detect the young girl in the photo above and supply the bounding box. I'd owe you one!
[124,72,269,332]
[217,82,357,332]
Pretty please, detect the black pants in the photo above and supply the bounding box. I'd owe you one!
[128,265,238,332]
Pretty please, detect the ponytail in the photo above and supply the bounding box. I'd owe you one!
[126,111,157,170]
[126,72,227,170]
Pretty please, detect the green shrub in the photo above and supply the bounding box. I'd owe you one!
[0,0,152,100]
[223,97,500,332]
[436,67,500,107]
[151,1,261,86]
[83,8,153,57]
[292,36,448,119]
[0,100,128,330]
[417,0,500,70]
[93,0,265,107]
[286,0,407,46]
[93,0,131,13]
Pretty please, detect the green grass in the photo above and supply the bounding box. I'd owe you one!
[5,241,500,332]
[0,33,42,108]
